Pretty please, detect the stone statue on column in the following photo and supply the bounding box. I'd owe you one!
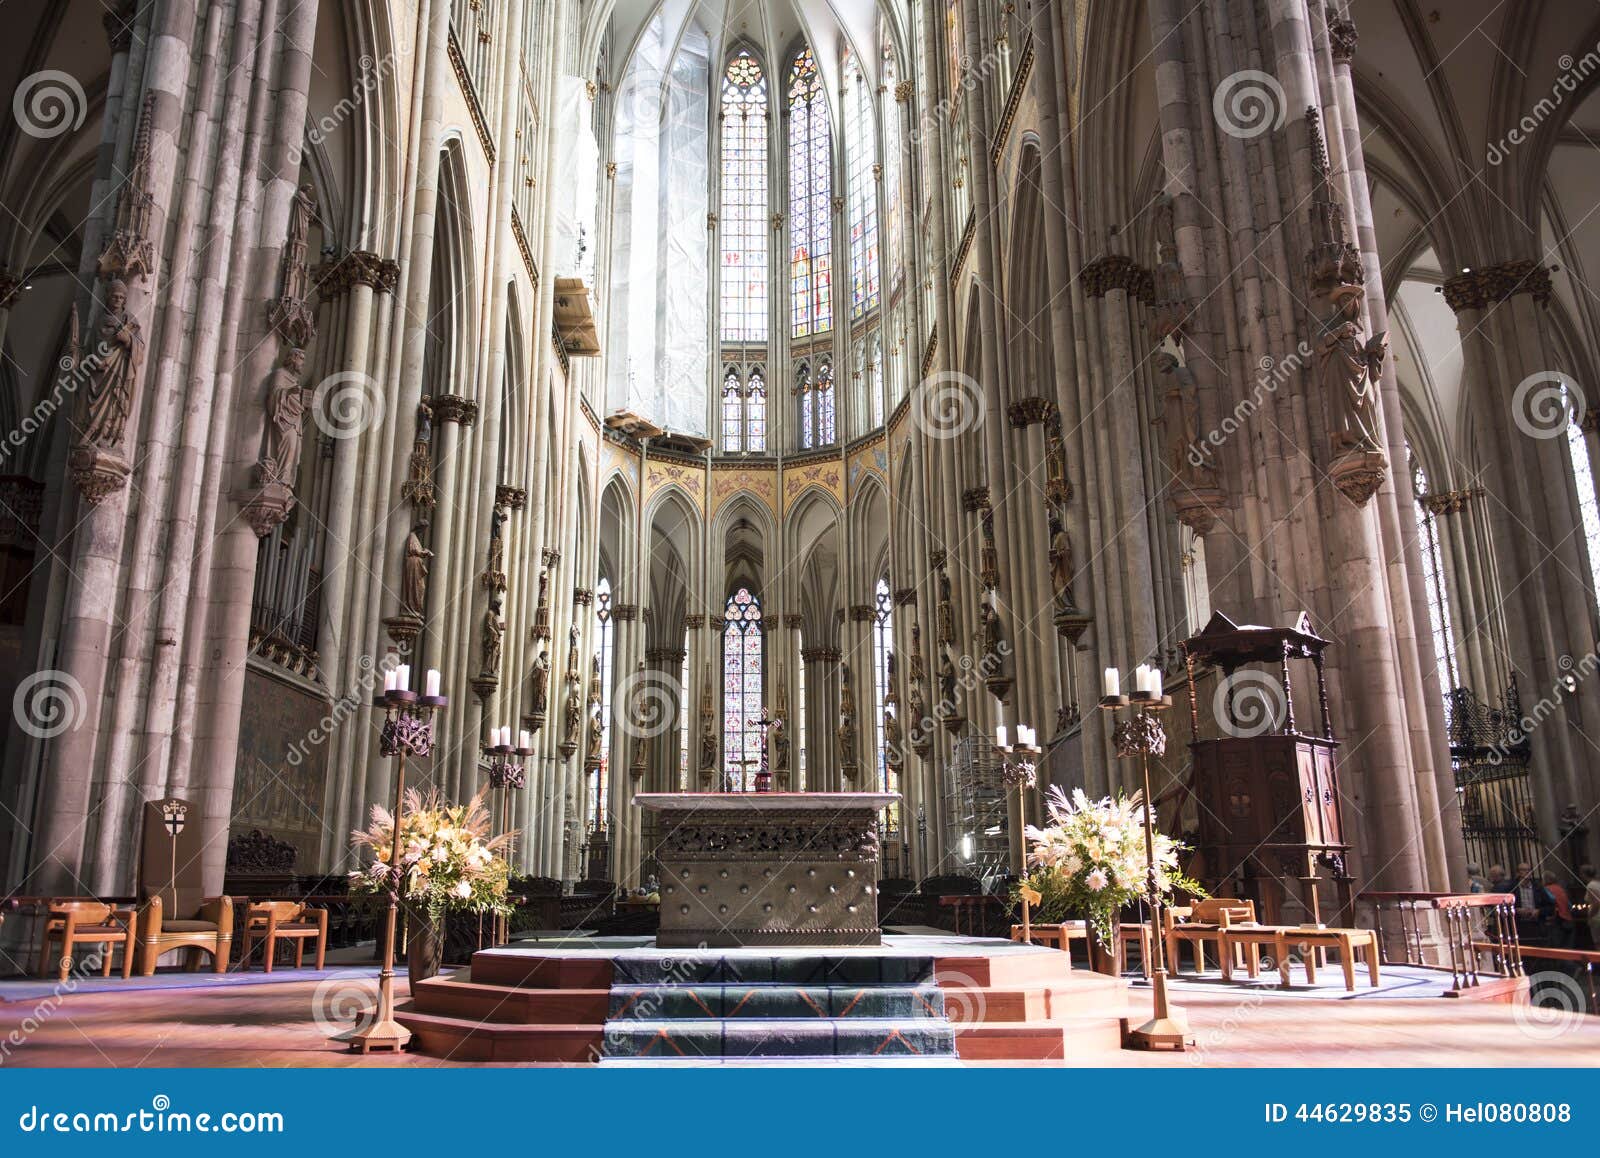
[259,346,311,485]
[978,598,1014,704]
[480,591,505,678]
[699,664,718,773]
[402,398,436,509]
[936,567,955,645]
[529,648,551,730]
[1319,286,1385,455]
[401,519,432,618]
[1049,513,1078,612]
[81,278,143,449]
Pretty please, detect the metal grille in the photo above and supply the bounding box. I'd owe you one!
[944,735,1009,888]
[1448,685,1542,872]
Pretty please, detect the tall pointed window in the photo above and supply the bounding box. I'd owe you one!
[1564,385,1600,607]
[722,366,744,452]
[746,365,767,451]
[843,52,880,318]
[788,47,832,338]
[882,42,904,295]
[797,359,836,450]
[798,363,814,449]
[593,578,615,827]
[816,359,836,445]
[872,578,897,823]
[723,587,764,790]
[1409,447,1458,701]
[720,51,768,343]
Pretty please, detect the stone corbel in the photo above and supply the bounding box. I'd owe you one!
[433,394,480,426]
[496,484,527,510]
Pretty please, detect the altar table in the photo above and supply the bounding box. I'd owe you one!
[635,792,898,948]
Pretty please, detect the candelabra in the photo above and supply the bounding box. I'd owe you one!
[348,665,447,1054]
[993,724,1042,875]
[483,724,532,945]
[1100,662,1185,1052]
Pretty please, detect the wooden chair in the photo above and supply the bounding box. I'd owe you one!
[241,901,328,972]
[37,901,138,982]
[1165,898,1257,974]
[137,887,234,975]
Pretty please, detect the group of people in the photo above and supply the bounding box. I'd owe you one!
[1466,861,1600,947]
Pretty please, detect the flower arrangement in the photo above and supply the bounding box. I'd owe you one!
[1017,785,1203,944]
[350,788,514,920]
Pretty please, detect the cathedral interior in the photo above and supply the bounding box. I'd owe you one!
[0,0,1597,1071]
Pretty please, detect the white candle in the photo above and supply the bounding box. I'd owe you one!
[996,725,1008,748]
[383,669,396,693]
[1149,669,1163,698]
[1103,668,1119,697]
[520,730,532,751]
[498,726,509,748]
[398,664,411,692]
[1021,725,1035,746]
[426,668,441,697]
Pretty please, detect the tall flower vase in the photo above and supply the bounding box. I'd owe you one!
[404,904,444,984]
[1084,913,1121,976]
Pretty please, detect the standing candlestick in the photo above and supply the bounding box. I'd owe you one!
[994,727,1042,879]
[346,679,448,1054]
[1099,684,1186,1052]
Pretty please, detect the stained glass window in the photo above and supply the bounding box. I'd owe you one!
[723,587,764,791]
[882,42,904,295]
[796,640,808,791]
[866,335,883,429]
[843,52,880,318]
[747,365,767,451]
[1564,386,1600,610]
[798,363,814,449]
[678,651,691,790]
[788,47,832,338]
[817,359,836,445]
[872,579,897,830]
[720,51,768,344]
[722,365,743,452]
[593,577,615,827]
[1408,447,1458,702]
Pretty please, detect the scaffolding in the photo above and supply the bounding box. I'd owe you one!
[943,735,1010,887]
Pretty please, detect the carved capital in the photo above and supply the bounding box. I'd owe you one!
[496,484,527,510]
[1081,254,1154,303]
[1007,396,1052,428]
[893,588,916,607]
[849,603,875,622]
[573,587,594,606]
[612,603,639,622]
[782,614,803,630]
[685,613,707,629]
[1441,260,1553,314]
[961,485,991,513]
[1420,487,1484,516]
[433,394,479,426]
[314,250,400,299]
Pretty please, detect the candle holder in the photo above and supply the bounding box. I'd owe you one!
[1098,687,1186,1052]
[483,737,532,946]
[347,682,448,1054]
[993,731,1042,876]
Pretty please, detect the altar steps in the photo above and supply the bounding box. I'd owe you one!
[397,938,1129,1064]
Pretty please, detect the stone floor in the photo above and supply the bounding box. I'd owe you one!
[1,939,1595,1067]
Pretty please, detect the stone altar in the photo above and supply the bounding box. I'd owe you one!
[635,792,899,948]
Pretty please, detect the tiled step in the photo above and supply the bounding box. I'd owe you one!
[601,1018,958,1060]
[411,974,609,1024]
[609,952,936,986]
[608,983,946,1021]
[934,950,1100,989]
[599,1055,966,1067]
[394,1006,603,1063]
